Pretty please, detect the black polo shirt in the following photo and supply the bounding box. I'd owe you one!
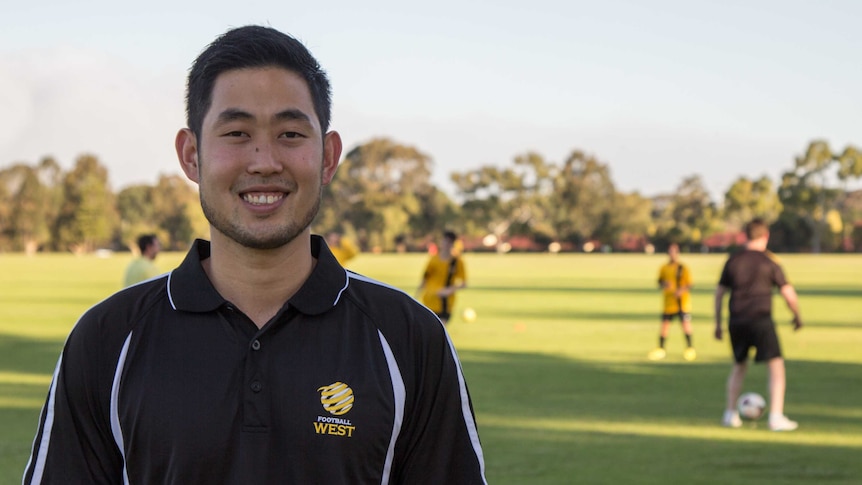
[718,249,789,325]
[24,236,487,484]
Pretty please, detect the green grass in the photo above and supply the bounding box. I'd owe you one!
[2,251,861,483]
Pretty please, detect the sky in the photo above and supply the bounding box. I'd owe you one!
[1,0,859,200]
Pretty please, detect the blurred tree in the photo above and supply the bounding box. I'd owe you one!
[0,164,33,251]
[452,152,556,250]
[649,194,676,250]
[779,140,862,252]
[509,152,556,244]
[550,150,616,246]
[151,174,206,250]
[836,146,862,181]
[835,146,862,250]
[723,175,782,229]
[608,191,653,250]
[0,158,63,252]
[451,164,518,249]
[769,211,814,252]
[408,186,461,246]
[452,150,651,251]
[8,166,52,254]
[840,190,862,251]
[117,184,158,251]
[36,157,65,251]
[53,154,117,254]
[0,175,9,251]
[651,175,719,250]
[117,175,205,252]
[324,138,436,251]
[673,175,718,247]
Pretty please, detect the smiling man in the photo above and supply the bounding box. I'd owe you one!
[24,25,487,484]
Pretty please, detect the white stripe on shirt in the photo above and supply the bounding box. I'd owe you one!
[377,330,405,485]
[23,354,63,485]
[111,332,134,485]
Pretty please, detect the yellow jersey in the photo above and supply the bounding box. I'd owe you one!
[658,261,692,314]
[330,238,359,266]
[420,255,466,315]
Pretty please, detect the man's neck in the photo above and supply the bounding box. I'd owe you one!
[203,231,315,328]
[745,237,769,251]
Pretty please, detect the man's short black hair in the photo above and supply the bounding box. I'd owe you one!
[745,218,769,240]
[137,234,158,253]
[185,25,333,139]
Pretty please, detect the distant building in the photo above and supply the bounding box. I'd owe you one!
[702,231,747,252]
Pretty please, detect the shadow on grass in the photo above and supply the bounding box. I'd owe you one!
[0,334,62,482]
[460,350,862,485]
[494,309,659,322]
[795,287,862,298]
[470,284,862,301]
[799,320,862,329]
[0,294,107,306]
[470,285,659,295]
[0,333,63,376]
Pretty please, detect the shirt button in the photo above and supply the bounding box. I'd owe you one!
[250,381,262,392]
[251,339,261,351]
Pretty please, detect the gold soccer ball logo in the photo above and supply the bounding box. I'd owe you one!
[318,382,354,415]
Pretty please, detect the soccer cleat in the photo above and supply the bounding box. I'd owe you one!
[769,415,798,431]
[683,347,697,361]
[722,410,742,428]
[647,348,667,361]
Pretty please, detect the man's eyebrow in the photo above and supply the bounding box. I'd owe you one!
[274,109,312,124]
[214,108,314,126]
[215,108,254,124]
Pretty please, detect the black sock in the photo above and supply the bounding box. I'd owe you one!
[685,334,692,347]
[659,336,666,348]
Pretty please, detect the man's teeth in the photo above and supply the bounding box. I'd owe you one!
[243,194,283,205]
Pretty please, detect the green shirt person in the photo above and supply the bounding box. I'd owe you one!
[123,234,161,287]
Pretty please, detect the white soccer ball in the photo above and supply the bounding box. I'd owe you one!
[462,307,477,323]
[737,392,766,420]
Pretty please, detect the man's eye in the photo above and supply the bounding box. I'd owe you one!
[280,132,303,139]
[225,131,246,137]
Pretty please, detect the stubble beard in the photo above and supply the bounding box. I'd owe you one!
[201,190,321,250]
[198,167,324,250]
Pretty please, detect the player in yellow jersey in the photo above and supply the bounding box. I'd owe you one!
[326,232,359,266]
[649,243,696,361]
[417,231,467,325]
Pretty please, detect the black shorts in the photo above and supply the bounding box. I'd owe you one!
[661,312,691,322]
[728,318,782,363]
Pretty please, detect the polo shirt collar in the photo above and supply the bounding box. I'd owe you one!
[168,239,223,312]
[289,235,349,315]
[168,236,348,315]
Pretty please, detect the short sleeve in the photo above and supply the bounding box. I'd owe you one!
[718,261,732,288]
[681,265,692,287]
[772,262,788,288]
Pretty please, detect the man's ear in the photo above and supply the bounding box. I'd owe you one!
[322,131,343,185]
[176,128,200,184]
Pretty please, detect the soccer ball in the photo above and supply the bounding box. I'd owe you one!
[462,307,477,323]
[737,392,766,420]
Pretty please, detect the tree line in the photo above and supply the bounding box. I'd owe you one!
[1,139,860,255]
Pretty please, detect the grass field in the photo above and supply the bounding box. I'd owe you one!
[2,250,861,484]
